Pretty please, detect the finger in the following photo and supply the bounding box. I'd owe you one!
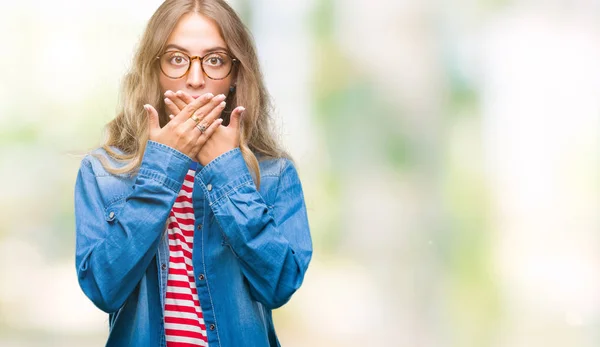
[144,104,160,132]
[165,90,187,112]
[194,100,226,131]
[184,94,227,129]
[164,97,181,116]
[171,92,214,125]
[196,118,223,145]
[175,90,195,105]
[227,106,245,130]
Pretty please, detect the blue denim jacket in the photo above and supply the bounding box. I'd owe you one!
[74,141,312,346]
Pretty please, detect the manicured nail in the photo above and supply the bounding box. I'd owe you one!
[176,90,183,96]
[215,94,226,101]
[204,93,214,99]
[164,90,171,96]
[164,98,171,104]
[219,101,226,108]
[143,104,149,111]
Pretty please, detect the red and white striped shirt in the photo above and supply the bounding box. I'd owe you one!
[164,168,208,347]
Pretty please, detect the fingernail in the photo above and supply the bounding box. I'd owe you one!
[164,90,171,96]
[164,98,170,104]
[216,94,226,101]
[143,104,149,111]
[176,90,183,96]
[239,106,246,113]
[219,101,226,108]
[205,93,214,99]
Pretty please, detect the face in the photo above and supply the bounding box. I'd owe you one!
[158,13,235,103]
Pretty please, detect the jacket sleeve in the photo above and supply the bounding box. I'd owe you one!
[74,141,192,313]
[197,148,313,309]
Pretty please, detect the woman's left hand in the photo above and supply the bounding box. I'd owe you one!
[165,90,245,166]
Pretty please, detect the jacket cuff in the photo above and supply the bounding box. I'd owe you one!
[138,140,193,193]
[196,148,254,205]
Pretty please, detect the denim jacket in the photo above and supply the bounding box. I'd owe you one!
[74,140,312,346]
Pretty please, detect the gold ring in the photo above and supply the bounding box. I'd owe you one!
[190,114,200,122]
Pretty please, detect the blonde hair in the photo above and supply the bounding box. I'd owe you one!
[97,0,287,188]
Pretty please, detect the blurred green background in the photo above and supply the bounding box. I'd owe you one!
[1,0,599,346]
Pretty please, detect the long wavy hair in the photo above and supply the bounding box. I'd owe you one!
[96,0,287,188]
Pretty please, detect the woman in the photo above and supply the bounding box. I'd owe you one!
[74,0,312,346]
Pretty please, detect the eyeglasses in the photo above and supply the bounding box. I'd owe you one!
[156,50,238,80]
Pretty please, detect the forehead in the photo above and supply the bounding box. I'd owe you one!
[165,13,226,54]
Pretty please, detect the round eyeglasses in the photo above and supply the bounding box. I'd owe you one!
[157,50,238,80]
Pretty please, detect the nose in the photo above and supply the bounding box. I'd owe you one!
[186,59,205,89]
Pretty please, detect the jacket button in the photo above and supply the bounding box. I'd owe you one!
[206,184,213,191]
[161,263,167,271]
[198,274,205,280]
[209,324,215,331]
[197,224,203,230]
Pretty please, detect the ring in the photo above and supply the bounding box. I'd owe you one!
[190,114,200,122]
[196,124,207,133]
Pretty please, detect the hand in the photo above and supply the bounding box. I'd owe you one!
[164,90,245,166]
[144,92,227,158]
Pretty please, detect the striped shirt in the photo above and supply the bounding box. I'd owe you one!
[164,167,208,347]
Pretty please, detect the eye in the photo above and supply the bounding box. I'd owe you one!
[204,53,227,67]
[166,52,189,66]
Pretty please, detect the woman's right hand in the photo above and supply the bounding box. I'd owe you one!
[144,93,227,158]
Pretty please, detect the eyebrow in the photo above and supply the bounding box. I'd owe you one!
[164,43,229,55]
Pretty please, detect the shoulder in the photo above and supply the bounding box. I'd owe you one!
[79,146,131,179]
[257,154,297,178]
[256,154,303,199]
[76,147,137,204]
[255,154,305,208]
